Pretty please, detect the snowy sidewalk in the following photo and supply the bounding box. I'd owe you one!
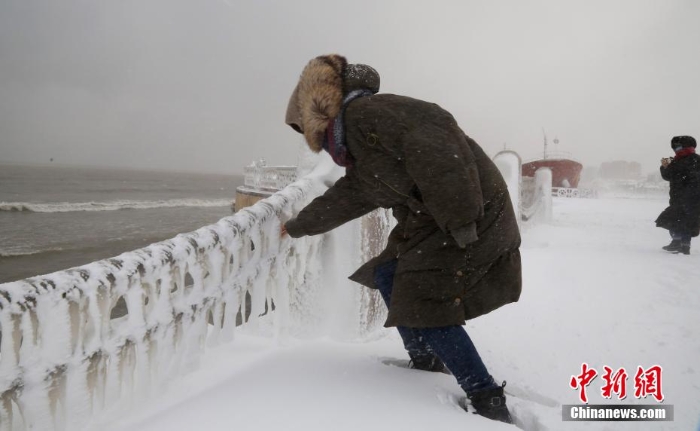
[97,197,700,431]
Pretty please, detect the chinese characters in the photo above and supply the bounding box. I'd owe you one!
[570,364,664,403]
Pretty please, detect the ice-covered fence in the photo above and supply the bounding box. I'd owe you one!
[492,150,552,224]
[522,168,553,223]
[357,209,393,336]
[0,173,326,431]
[492,151,522,222]
[552,187,596,198]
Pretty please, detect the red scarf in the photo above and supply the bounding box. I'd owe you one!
[674,147,696,160]
[321,89,373,168]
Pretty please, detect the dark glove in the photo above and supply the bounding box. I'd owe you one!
[451,223,478,248]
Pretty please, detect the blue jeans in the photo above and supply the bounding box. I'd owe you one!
[374,259,497,394]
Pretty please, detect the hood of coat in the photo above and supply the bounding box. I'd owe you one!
[285,54,380,152]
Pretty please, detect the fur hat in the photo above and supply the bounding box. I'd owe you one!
[671,135,696,149]
[285,55,380,152]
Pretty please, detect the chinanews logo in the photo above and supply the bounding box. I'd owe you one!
[562,363,674,422]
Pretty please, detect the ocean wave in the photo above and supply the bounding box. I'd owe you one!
[0,199,233,213]
[0,247,64,258]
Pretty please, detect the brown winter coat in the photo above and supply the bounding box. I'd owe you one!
[285,55,521,328]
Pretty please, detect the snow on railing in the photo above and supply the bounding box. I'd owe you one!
[552,187,597,199]
[357,209,393,335]
[493,150,552,224]
[522,168,553,223]
[0,174,325,430]
[0,153,394,430]
[493,151,522,222]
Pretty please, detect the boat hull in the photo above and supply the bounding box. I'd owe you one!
[522,159,583,188]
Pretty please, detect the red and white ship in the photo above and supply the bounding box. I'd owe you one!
[521,135,583,189]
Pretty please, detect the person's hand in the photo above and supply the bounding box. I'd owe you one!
[281,223,288,238]
[661,157,671,168]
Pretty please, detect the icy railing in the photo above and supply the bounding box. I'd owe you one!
[0,175,324,431]
[493,151,521,222]
[243,159,298,191]
[493,150,552,224]
[356,209,393,334]
[552,187,597,199]
[522,168,553,223]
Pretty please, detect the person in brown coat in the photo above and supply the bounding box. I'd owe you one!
[282,54,522,424]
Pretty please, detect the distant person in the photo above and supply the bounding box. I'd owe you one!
[280,54,521,424]
[656,135,700,255]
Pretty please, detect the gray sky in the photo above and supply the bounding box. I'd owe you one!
[0,0,698,175]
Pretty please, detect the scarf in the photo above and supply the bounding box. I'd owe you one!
[322,89,374,168]
[674,147,696,160]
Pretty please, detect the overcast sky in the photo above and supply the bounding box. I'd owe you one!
[0,0,698,175]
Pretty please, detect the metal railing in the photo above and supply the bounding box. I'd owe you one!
[0,177,321,430]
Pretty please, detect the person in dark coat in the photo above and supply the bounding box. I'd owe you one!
[656,135,700,255]
[282,54,521,424]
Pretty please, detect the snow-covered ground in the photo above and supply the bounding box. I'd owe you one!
[94,196,700,431]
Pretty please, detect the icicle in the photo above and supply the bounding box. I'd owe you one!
[47,366,67,431]
[0,390,15,431]
[0,313,21,380]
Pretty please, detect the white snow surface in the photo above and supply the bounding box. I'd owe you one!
[93,196,699,431]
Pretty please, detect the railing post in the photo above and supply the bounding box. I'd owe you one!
[493,150,522,223]
[533,168,553,223]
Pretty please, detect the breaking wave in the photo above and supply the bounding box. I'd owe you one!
[0,199,232,213]
[0,247,64,258]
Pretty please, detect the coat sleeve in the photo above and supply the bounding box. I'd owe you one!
[660,164,673,181]
[285,172,377,238]
[661,160,685,182]
[401,115,484,237]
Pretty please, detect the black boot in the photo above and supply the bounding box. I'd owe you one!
[680,242,690,255]
[662,240,682,252]
[466,382,513,424]
[408,353,446,373]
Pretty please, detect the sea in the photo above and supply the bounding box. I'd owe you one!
[0,163,244,284]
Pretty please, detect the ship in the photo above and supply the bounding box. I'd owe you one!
[521,134,583,188]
